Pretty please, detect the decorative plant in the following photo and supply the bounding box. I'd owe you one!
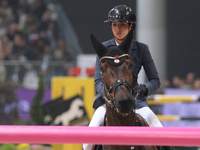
[30,73,45,125]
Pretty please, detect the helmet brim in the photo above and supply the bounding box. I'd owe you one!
[104,19,136,24]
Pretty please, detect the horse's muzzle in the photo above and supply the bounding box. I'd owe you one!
[115,86,135,114]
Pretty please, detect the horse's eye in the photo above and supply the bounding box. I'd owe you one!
[100,67,105,75]
[101,60,106,63]
[128,62,133,69]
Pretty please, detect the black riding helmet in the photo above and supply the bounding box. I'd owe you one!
[104,5,136,24]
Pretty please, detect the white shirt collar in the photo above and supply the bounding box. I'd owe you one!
[115,40,119,46]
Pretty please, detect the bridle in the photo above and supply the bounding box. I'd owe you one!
[104,79,135,116]
[105,79,133,100]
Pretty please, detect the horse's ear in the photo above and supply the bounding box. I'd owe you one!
[90,33,107,57]
[119,29,133,53]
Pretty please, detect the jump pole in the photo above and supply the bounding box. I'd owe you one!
[0,126,200,146]
[148,94,199,105]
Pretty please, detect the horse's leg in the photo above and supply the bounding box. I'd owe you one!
[155,146,175,150]
[94,145,103,150]
[136,107,163,127]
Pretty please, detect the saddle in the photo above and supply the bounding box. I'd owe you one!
[135,113,149,126]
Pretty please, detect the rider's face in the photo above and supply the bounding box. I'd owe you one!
[111,22,132,43]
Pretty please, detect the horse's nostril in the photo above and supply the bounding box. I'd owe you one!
[116,98,134,114]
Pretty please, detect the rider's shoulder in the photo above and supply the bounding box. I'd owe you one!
[101,38,149,51]
[132,40,148,50]
[102,38,115,47]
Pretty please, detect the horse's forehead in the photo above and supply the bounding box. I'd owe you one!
[102,62,128,77]
[101,61,125,69]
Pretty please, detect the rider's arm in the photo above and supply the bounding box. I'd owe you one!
[142,45,161,96]
[94,55,105,97]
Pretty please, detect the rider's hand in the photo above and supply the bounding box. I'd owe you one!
[134,84,148,97]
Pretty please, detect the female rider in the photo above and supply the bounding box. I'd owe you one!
[83,4,162,150]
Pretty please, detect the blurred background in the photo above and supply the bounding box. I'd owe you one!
[0,0,200,149]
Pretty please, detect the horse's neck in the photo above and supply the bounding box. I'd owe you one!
[104,105,158,150]
[105,104,137,126]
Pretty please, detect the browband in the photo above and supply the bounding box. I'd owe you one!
[100,54,130,62]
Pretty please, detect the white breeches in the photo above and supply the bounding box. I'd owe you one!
[83,104,163,150]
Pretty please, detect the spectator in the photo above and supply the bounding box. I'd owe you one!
[185,72,195,89]
[0,17,7,39]
[0,34,13,60]
[35,38,49,60]
[41,42,53,71]
[40,3,57,31]
[192,78,200,90]
[15,0,30,28]
[21,11,37,35]
[41,42,54,87]
[31,0,46,20]
[0,0,65,62]
[171,76,189,89]
[53,38,71,61]
[164,73,200,90]
[163,79,171,88]
[12,33,27,62]
[6,23,21,41]
[0,0,14,27]
[46,20,59,51]
[171,76,181,88]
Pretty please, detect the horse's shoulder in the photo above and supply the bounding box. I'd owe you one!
[136,113,149,126]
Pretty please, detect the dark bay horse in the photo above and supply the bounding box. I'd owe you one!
[90,30,174,150]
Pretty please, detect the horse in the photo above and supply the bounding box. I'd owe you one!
[90,30,174,150]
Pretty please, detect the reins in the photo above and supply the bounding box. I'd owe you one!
[104,79,138,116]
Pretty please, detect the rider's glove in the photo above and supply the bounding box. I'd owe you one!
[134,84,148,97]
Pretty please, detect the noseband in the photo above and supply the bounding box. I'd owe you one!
[105,79,133,100]
[104,79,135,116]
